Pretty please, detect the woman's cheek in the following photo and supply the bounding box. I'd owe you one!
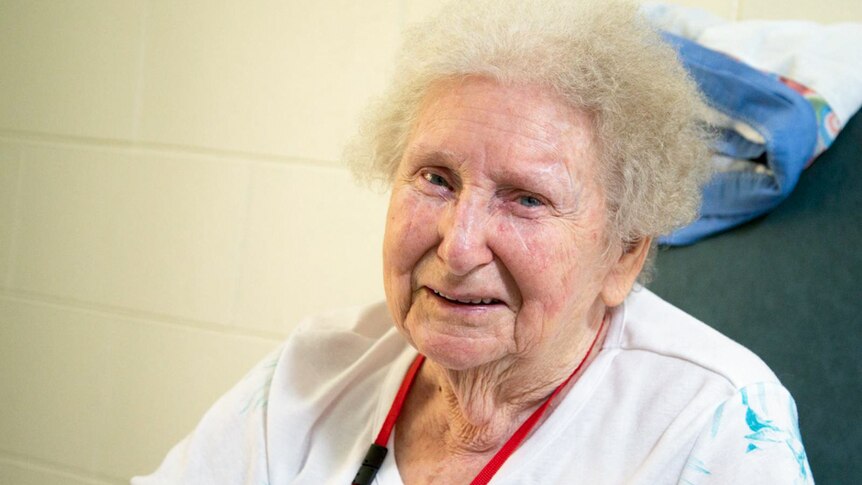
[496,216,585,320]
[383,188,445,321]
[496,217,554,273]
[385,190,433,269]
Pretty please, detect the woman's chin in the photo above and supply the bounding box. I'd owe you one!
[414,333,508,371]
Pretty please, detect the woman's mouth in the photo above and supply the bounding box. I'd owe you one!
[429,288,502,306]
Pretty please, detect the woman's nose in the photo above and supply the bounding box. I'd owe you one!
[437,194,494,276]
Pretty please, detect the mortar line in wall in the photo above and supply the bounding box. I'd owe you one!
[0,449,124,485]
[0,288,288,343]
[0,129,345,171]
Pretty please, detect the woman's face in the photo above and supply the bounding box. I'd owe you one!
[383,78,642,371]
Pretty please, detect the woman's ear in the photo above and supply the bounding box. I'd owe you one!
[600,237,652,307]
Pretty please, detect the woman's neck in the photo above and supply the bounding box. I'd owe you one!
[427,359,556,453]
[410,311,610,455]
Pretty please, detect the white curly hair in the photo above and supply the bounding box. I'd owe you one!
[345,0,712,279]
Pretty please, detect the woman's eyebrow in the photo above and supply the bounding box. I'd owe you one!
[494,160,581,199]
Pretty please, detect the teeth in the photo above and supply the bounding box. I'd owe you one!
[432,289,497,305]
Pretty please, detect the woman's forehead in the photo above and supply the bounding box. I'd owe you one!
[405,79,598,186]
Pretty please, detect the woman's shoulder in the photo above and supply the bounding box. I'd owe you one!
[290,300,394,339]
[288,301,394,343]
[277,300,409,387]
[133,302,410,484]
[617,287,779,389]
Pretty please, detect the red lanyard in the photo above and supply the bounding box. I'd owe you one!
[352,317,606,485]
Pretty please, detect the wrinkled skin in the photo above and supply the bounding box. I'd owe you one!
[384,77,646,375]
[382,77,650,481]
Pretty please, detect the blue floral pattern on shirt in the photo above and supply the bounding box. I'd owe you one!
[680,382,813,484]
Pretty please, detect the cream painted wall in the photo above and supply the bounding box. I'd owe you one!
[0,0,858,482]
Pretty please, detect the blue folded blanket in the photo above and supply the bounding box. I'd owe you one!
[659,33,818,245]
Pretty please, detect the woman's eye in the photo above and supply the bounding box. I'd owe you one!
[518,195,544,208]
[423,171,451,188]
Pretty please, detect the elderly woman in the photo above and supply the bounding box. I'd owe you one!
[135,1,812,484]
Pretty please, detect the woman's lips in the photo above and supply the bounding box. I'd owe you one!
[426,287,503,306]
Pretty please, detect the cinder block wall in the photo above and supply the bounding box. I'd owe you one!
[1,1,858,482]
